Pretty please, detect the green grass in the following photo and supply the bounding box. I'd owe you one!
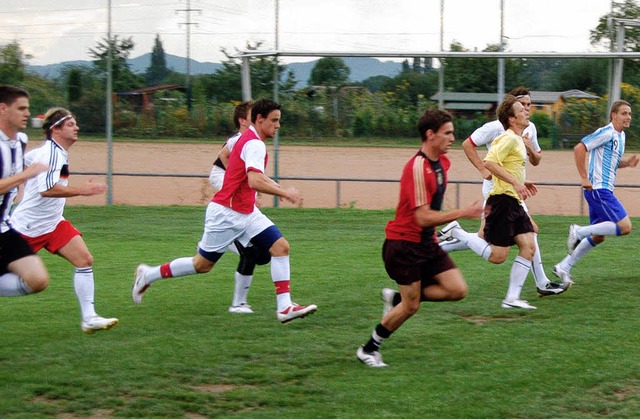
[2,207,640,417]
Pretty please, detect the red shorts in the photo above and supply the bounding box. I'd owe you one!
[21,220,82,254]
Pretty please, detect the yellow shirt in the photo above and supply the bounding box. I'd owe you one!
[484,129,527,202]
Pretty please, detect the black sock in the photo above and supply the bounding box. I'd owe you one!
[363,323,392,353]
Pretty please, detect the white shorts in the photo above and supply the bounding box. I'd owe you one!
[209,166,225,190]
[198,202,274,254]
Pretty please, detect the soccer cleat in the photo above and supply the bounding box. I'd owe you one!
[356,346,387,368]
[277,303,317,323]
[536,281,571,297]
[552,264,575,285]
[380,288,398,318]
[438,220,461,243]
[81,316,119,333]
[501,299,537,309]
[567,224,581,253]
[132,264,151,304]
[228,304,254,314]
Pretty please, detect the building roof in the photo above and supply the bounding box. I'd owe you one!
[429,89,599,112]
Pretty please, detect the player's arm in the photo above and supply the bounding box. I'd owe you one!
[484,161,536,199]
[619,154,640,168]
[0,162,47,195]
[523,133,542,166]
[414,201,483,228]
[573,142,592,190]
[247,170,301,205]
[462,138,492,180]
[40,178,107,198]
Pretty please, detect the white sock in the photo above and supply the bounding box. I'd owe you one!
[577,221,619,238]
[74,267,97,320]
[505,256,531,301]
[439,238,470,253]
[232,272,253,306]
[451,228,491,260]
[271,255,292,311]
[561,238,597,271]
[0,273,32,296]
[147,257,196,284]
[531,234,550,287]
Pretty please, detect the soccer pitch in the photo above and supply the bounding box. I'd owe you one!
[1,206,639,417]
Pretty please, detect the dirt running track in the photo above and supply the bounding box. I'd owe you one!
[31,141,640,217]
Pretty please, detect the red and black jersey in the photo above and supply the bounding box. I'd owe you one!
[385,150,449,243]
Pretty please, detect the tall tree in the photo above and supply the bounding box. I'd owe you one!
[145,34,171,86]
[89,35,143,91]
[591,0,640,85]
[0,42,29,85]
[309,57,350,87]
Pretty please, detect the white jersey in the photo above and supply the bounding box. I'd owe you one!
[11,139,69,237]
[0,130,27,233]
[582,122,625,191]
[468,119,541,199]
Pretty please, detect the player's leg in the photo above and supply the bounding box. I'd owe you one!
[132,202,230,304]
[54,225,118,333]
[0,230,48,296]
[229,241,258,314]
[247,211,316,323]
[502,231,536,310]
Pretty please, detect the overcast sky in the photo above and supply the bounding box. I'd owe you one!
[0,0,615,66]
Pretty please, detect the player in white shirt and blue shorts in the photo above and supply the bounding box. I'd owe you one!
[553,100,639,284]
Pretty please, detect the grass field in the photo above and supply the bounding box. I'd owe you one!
[1,206,640,418]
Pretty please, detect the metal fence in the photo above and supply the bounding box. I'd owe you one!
[76,171,640,216]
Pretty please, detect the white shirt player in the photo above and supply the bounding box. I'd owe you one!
[0,131,27,233]
[468,119,541,200]
[11,139,69,237]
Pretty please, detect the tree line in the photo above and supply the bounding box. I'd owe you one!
[3,1,640,146]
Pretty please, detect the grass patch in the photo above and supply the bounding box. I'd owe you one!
[1,207,639,417]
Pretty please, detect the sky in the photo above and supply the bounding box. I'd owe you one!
[0,0,617,66]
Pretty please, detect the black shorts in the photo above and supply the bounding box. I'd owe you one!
[382,239,456,286]
[0,228,35,275]
[483,194,534,247]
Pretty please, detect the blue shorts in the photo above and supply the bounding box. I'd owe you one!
[584,189,627,224]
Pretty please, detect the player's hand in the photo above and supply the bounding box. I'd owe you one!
[524,181,538,197]
[627,154,640,168]
[463,200,484,219]
[81,178,108,196]
[481,168,492,180]
[281,187,302,206]
[580,178,593,191]
[522,133,533,151]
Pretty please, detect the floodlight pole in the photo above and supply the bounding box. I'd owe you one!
[437,0,444,110]
[106,0,113,205]
[497,0,505,105]
[272,0,280,207]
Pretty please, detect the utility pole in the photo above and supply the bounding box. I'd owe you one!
[176,0,200,111]
[437,0,444,110]
[497,0,505,105]
[106,0,113,205]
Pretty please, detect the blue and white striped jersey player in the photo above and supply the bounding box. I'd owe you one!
[553,100,639,284]
[439,87,569,296]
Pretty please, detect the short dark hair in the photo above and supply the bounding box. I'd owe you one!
[508,86,530,98]
[417,109,453,141]
[497,95,520,130]
[233,100,253,129]
[251,98,281,124]
[0,85,29,106]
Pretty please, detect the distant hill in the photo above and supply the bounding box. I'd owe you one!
[26,53,402,87]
